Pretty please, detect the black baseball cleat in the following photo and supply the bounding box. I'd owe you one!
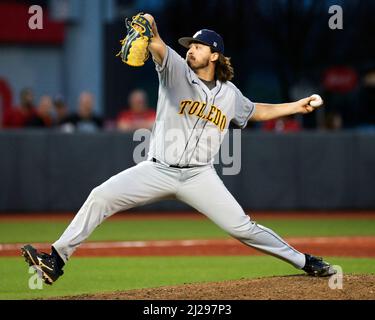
[21,244,64,285]
[302,254,337,277]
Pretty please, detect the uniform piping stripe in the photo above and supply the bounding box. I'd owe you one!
[255,224,302,255]
[176,117,201,166]
[176,83,208,166]
[187,82,223,166]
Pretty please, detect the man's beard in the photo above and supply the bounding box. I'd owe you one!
[187,57,210,71]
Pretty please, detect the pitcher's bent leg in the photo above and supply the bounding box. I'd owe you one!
[52,161,176,262]
[177,167,306,269]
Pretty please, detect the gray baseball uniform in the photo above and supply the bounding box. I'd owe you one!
[52,46,306,269]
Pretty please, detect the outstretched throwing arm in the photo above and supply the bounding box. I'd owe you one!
[251,95,323,122]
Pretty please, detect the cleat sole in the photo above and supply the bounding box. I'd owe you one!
[21,246,55,285]
[30,264,54,285]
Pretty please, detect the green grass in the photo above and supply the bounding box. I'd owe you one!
[256,219,375,237]
[1,256,374,300]
[0,218,374,243]
[0,217,373,299]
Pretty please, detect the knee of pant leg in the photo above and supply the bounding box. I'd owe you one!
[228,228,251,240]
[83,186,118,221]
[227,221,257,240]
[89,185,113,205]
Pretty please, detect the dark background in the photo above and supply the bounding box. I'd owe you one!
[1,0,375,212]
[105,0,375,129]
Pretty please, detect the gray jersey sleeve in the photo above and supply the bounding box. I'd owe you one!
[232,87,256,129]
[154,46,187,87]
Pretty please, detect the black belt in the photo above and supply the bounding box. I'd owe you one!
[152,158,193,169]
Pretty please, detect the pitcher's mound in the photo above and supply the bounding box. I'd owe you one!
[62,274,374,300]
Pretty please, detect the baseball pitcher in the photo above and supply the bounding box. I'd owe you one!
[21,13,335,285]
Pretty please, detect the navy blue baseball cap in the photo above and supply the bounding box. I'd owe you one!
[178,29,224,54]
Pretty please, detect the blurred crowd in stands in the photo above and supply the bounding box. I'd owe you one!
[1,88,156,133]
[1,1,374,134]
[1,66,375,133]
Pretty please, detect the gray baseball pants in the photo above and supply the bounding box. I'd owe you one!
[52,160,306,268]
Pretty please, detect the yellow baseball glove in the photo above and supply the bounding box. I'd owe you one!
[116,13,153,67]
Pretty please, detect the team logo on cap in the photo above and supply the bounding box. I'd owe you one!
[193,30,202,38]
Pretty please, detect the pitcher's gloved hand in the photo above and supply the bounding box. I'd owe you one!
[116,12,154,67]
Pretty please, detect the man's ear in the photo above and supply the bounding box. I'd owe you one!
[210,52,219,62]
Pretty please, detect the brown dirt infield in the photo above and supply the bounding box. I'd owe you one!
[58,274,375,300]
[3,211,374,300]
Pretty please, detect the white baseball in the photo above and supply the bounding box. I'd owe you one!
[309,94,323,108]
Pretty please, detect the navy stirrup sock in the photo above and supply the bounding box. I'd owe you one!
[51,246,65,270]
